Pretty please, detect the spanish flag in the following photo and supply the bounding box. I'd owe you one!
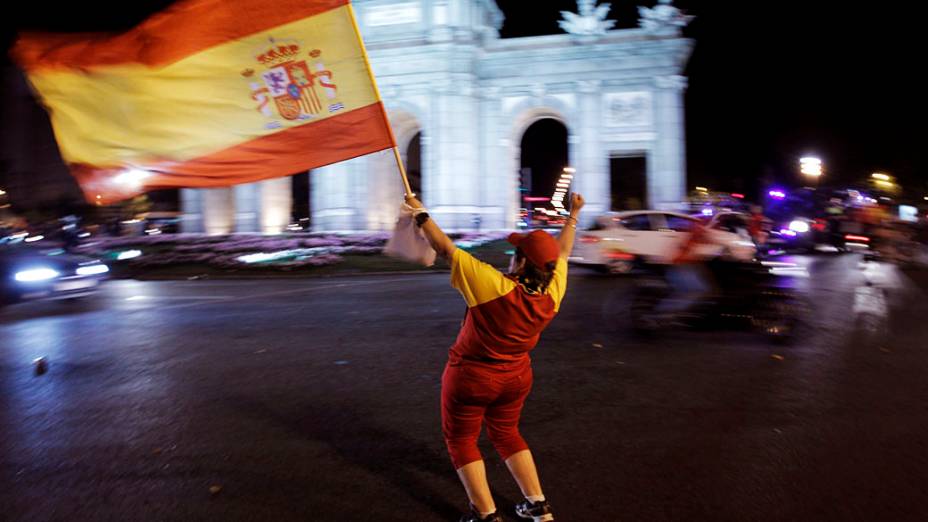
[12,0,395,204]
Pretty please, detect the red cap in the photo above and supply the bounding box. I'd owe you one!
[507,230,560,269]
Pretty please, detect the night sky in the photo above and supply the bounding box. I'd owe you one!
[1,1,924,211]
[496,0,925,199]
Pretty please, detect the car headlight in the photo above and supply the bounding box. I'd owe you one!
[117,250,142,260]
[14,268,60,282]
[788,220,810,233]
[76,264,109,276]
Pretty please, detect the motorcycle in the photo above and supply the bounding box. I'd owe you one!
[629,258,806,344]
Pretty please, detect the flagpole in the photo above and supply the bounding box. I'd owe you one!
[347,2,415,198]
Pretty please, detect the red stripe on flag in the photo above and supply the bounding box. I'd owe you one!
[14,0,350,71]
[72,102,395,203]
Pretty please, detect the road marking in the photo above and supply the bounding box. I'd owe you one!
[859,260,905,290]
[124,277,415,312]
[126,295,234,301]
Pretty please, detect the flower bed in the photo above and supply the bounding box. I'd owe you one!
[76,231,509,270]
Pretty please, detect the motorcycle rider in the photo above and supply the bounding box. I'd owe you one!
[655,219,720,320]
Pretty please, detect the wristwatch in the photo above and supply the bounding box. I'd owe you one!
[414,212,430,227]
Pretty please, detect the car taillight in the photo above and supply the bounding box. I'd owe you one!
[580,235,601,243]
[845,234,869,242]
[606,250,634,260]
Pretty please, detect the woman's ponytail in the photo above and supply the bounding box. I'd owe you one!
[515,249,556,294]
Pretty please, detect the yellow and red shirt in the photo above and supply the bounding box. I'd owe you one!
[449,249,568,368]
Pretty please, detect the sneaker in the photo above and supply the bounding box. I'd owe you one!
[459,505,503,522]
[515,499,554,522]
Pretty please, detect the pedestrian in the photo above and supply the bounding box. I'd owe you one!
[404,192,584,522]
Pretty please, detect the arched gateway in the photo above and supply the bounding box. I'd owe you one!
[182,0,693,233]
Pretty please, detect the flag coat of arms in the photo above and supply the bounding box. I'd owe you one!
[12,0,395,204]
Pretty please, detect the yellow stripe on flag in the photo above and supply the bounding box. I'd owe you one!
[26,5,378,168]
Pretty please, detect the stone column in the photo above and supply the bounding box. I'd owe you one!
[258,177,292,234]
[365,149,404,231]
[180,189,204,233]
[233,183,260,233]
[428,76,480,230]
[478,86,508,229]
[428,0,453,43]
[574,80,608,226]
[650,75,687,209]
[201,188,235,235]
[311,157,365,231]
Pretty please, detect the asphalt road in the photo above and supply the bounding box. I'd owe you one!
[2,255,927,521]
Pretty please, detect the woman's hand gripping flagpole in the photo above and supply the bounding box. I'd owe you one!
[404,195,457,260]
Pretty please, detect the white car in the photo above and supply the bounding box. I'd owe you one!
[569,210,757,273]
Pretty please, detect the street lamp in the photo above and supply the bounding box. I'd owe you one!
[800,157,823,179]
[870,172,898,195]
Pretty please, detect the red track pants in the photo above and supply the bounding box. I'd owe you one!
[441,360,533,469]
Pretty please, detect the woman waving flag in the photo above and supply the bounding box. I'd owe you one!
[404,192,584,522]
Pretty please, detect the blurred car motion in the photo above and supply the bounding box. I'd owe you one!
[1,238,109,307]
[569,210,757,273]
